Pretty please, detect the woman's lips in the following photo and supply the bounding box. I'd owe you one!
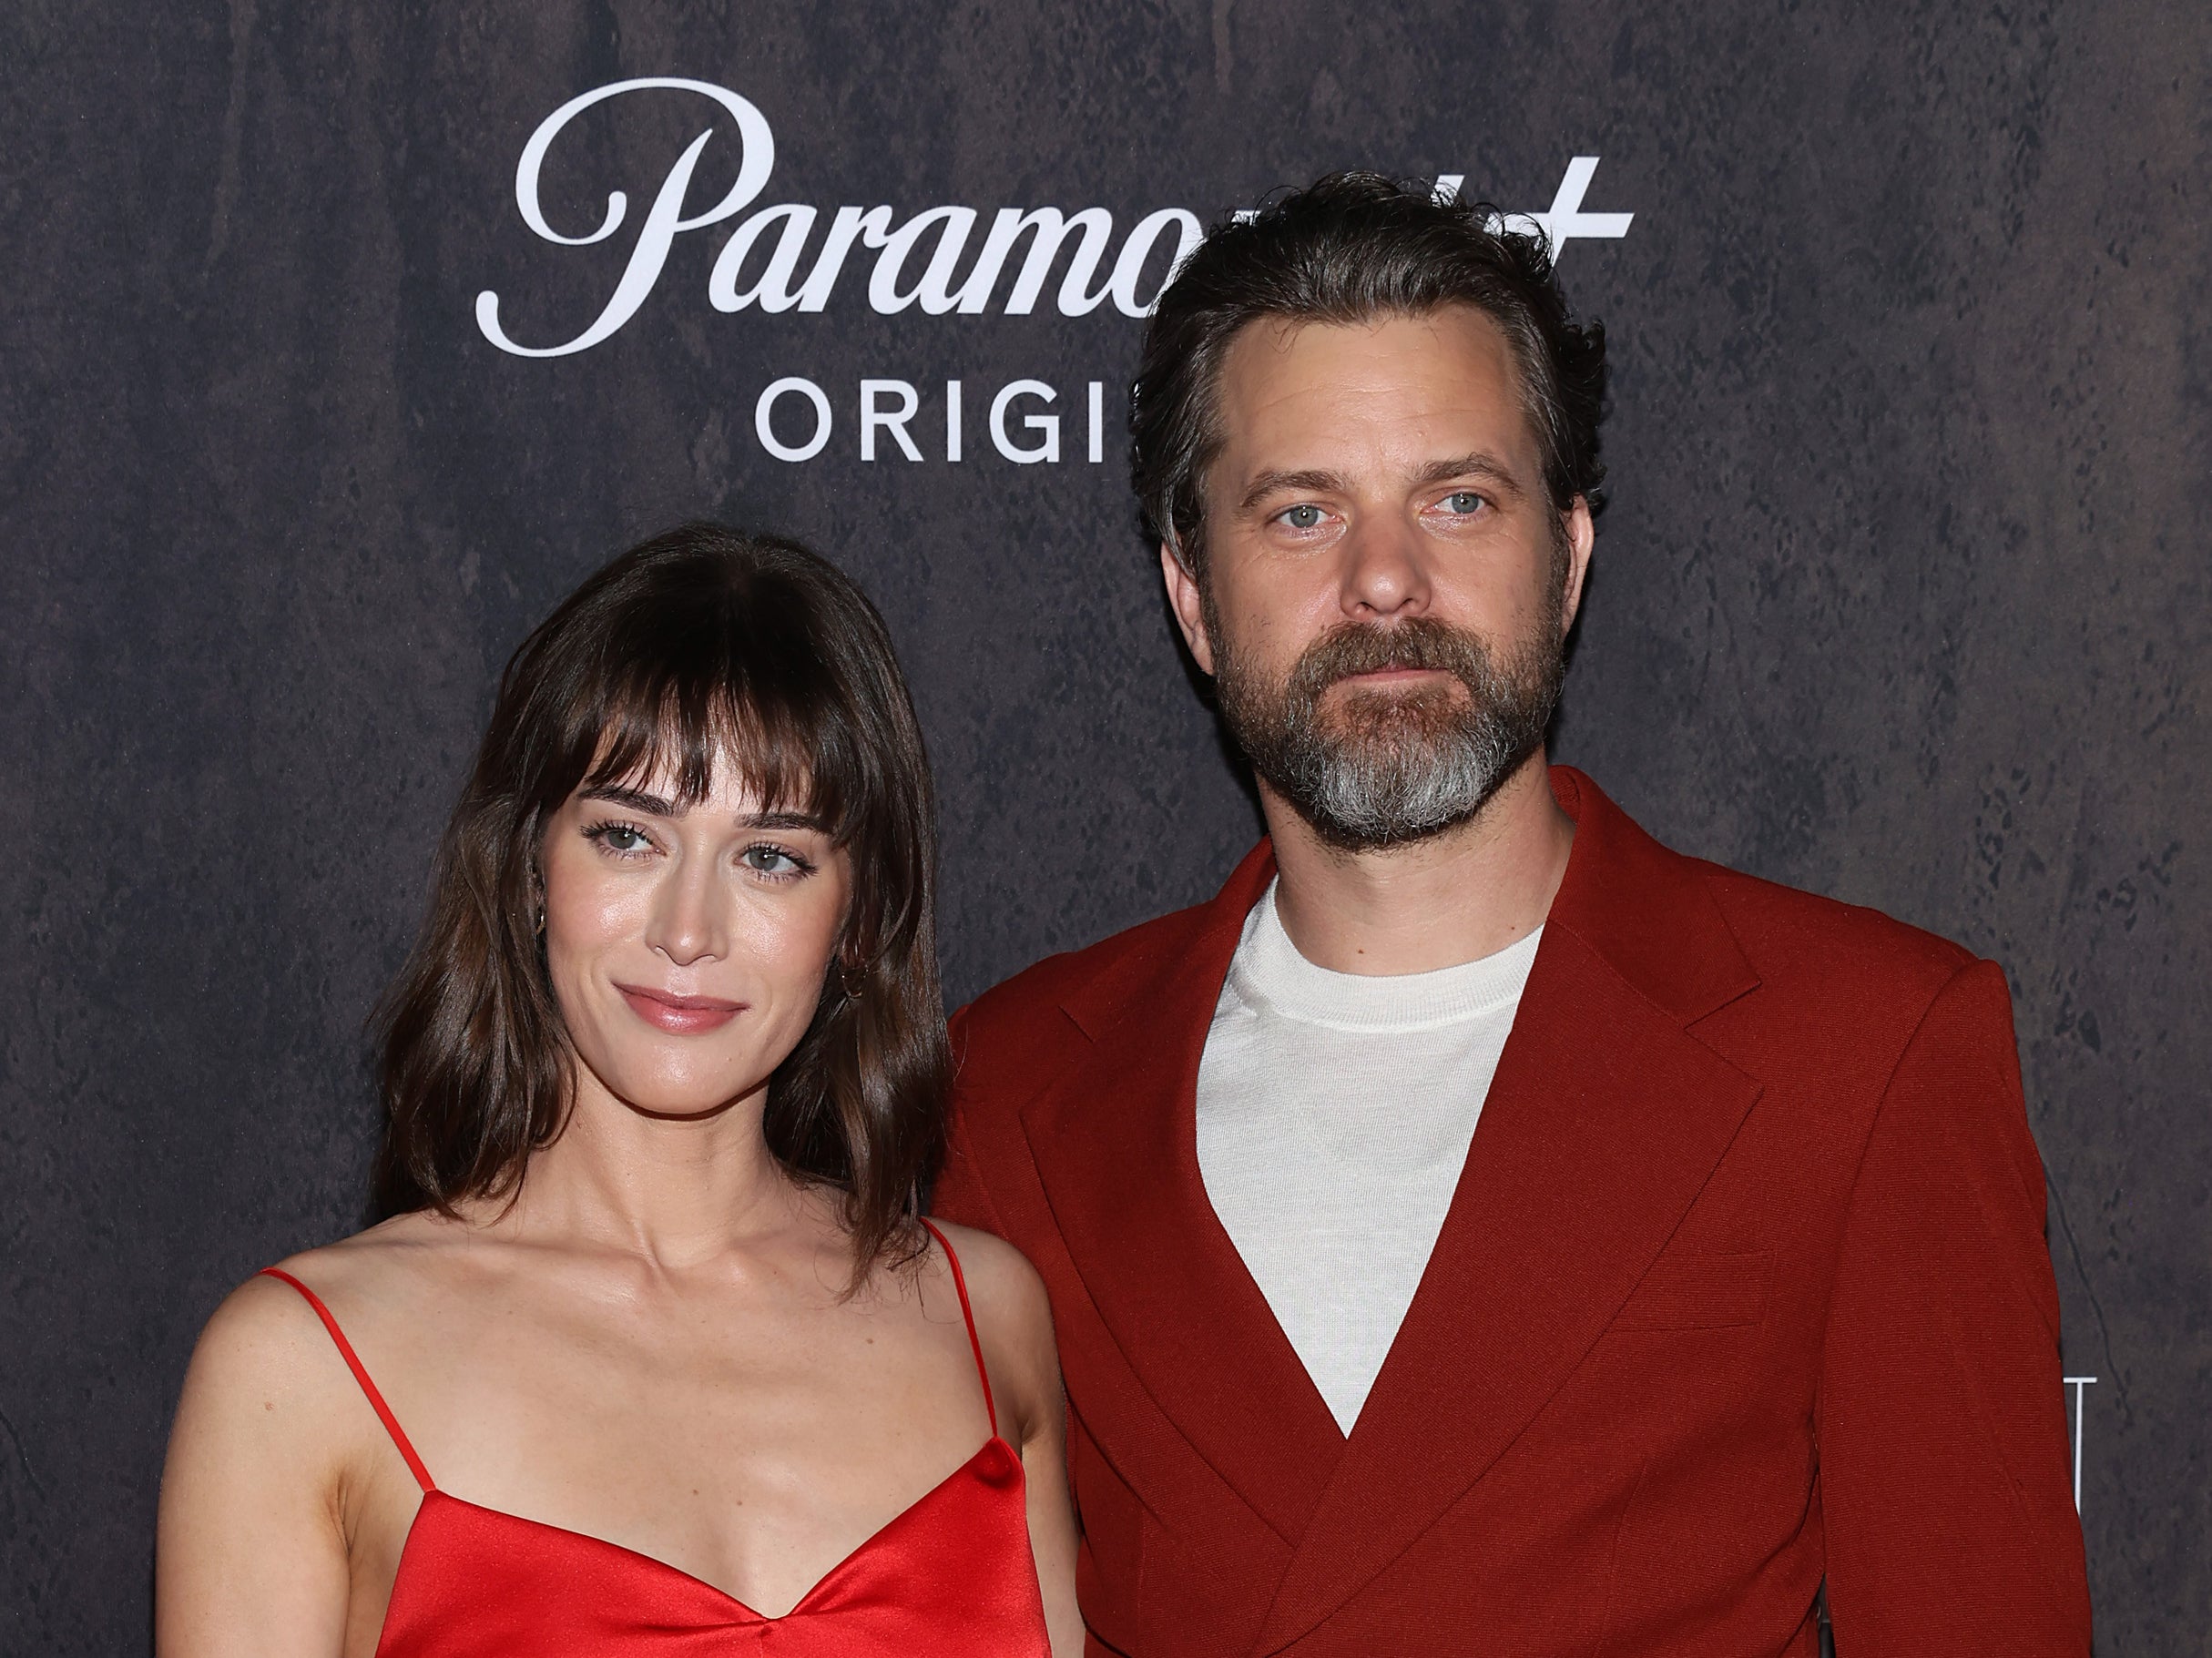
[616,984,747,1034]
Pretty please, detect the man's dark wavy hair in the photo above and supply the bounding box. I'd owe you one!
[1131,170,1608,575]
[371,523,945,1278]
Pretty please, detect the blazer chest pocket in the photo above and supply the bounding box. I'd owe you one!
[1611,1250,1769,1331]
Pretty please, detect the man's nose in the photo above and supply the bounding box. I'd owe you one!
[1337,513,1432,619]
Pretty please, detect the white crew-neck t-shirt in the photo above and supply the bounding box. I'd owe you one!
[1195,879,1542,1434]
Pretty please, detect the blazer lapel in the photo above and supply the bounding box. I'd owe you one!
[1021,845,1348,1547]
[1254,768,1765,1651]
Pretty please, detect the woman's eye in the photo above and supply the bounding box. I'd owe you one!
[1279,504,1325,531]
[587,822,654,855]
[741,844,808,877]
[1442,491,1485,514]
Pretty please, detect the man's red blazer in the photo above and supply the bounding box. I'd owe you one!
[933,768,2091,1656]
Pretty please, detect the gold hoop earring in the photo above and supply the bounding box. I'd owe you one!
[839,961,864,1001]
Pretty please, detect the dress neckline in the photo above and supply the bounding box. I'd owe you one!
[382,1434,1022,1631]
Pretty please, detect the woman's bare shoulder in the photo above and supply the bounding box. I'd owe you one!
[259,1208,475,1306]
[923,1221,1059,1427]
[924,1228,1044,1335]
[184,1269,337,1400]
[189,1211,444,1379]
[182,1212,476,1417]
[173,1211,497,1497]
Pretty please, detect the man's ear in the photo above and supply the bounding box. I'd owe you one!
[1159,542,1217,676]
[1558,496,1595,636]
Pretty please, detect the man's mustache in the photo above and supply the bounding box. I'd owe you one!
[1289,619,1493,697]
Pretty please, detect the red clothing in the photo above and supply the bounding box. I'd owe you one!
[261,1220,1051,1658]
[933,768,2089,1656]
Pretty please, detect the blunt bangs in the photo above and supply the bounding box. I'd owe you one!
[565,611,866,844]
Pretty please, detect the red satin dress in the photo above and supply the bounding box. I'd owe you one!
[260,1220,1051,1657]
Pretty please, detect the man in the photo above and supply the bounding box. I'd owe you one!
[933,174,2090,1656]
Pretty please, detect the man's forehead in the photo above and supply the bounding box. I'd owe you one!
[1211,305,1536,473]
[1221,304,1517,384]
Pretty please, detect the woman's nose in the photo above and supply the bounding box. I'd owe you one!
[644,860,725,966]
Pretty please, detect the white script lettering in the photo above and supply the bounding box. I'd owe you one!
[478,78,775,357]
[474,80,1635,358]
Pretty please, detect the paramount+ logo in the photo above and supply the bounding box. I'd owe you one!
[475,76,1636,464]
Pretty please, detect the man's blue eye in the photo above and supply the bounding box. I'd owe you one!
[1283,504,1323,530]
[1445,492,1483,514]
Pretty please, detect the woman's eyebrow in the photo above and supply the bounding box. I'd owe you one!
[576,788,826,832]
[577,783,678,816]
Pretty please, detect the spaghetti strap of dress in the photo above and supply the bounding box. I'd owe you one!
[917,1220,998,1439]
[260,1266,436,1492]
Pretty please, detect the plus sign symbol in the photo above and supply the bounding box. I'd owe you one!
[1433,157,1634,263]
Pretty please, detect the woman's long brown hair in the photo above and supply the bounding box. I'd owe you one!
[371,523,946,1276]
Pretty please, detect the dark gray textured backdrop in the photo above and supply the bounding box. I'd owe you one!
[2,3,2205,1651]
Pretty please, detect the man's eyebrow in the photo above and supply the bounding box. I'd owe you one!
[1237,468,1351,515]
[577,783,678,816]
[1412,452,1529,497]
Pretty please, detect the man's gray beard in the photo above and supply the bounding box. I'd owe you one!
[1211,605,1565,852]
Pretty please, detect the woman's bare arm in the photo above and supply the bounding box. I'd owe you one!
[1013,1328,1081,1658]
[934,1224,1085,1658]
[156,1275,360,1658]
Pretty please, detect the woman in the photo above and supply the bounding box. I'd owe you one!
[157,524,1079,1657]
